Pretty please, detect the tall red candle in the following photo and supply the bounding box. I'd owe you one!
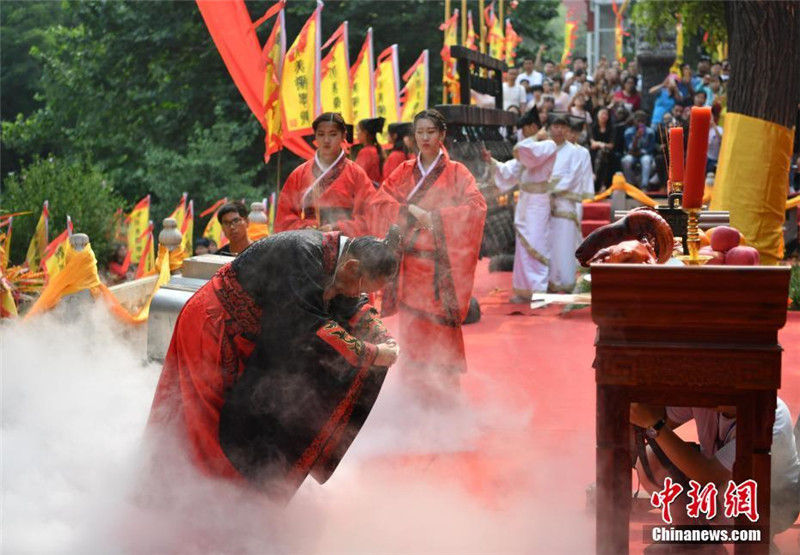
[668,126,684,184]
[683,106,711,209]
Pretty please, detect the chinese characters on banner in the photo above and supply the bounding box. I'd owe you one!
[280,3,321,133]
[350,28,375,126]
[374,44,401,127]
[400,50,429,122]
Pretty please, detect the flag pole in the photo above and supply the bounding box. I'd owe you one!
[443,0,451,104]
[461,0,467,45]
[479,0,486,54]
[276,149,283,196]
[499,0,503,29]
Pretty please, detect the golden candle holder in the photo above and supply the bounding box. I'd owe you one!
[677,208,712,265]
[668,180,683,198]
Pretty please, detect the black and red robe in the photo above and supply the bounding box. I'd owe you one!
[148,230,391,500]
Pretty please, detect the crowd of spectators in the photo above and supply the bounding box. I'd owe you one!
[502,50,732,194]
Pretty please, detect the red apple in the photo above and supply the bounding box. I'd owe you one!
[699,246,725,265]
[709,226,741,253]
[724,246,760,266]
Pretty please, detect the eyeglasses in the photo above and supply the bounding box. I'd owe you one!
[221,217,245,228]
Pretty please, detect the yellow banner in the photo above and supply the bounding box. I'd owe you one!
[350,28,375,124]
[280,5,320,133]
[401,50,429,122]
[0,274,16,318]
[321,24,353,122]
[440,10,459,102]
[25,201,49,270]
[126,195,150,263]
[505,19,522,67]
[487,10,504,61]
[263,7,285,161]
[203,211,223,247]
[710,112,794,264]
[41,229,70,281]
[375,45,401,126]
[181,199,194,257]
[465,10,477,51]
[134,223,155,279]
[670,19,684,74]
[169,193,187,231]
[562,21,577,65]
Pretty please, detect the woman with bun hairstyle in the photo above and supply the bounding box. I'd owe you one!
[369,109,487,402]
[382,122,415,181]
[354,117,386,186]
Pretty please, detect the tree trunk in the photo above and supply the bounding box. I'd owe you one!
[725,2,800,127]
[636,37,675,117]
[711,1,800,264]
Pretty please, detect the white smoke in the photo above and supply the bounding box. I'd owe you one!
[1,301,593,554]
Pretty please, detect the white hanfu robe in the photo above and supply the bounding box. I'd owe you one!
[491,137,557,297]
[548,142,594,292]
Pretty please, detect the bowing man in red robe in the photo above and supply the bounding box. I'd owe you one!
[147,230,400,501]
[274,113,376,236]
[370,109,487,403]
[354,117,386,186]
[383,122,415,181]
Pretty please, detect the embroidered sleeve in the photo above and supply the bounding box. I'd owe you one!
[347,304,392,344]
[315,320,378,369]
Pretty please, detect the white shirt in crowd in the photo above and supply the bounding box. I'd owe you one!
[503,82,528,111]
[708,124,723,161]
[516,70,543,89]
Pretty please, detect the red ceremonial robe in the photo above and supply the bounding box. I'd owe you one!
[354,145,383,186]
[383,150,412,181]
[274,154,376,236]
[148,231,392,501]
[370,150,486,395]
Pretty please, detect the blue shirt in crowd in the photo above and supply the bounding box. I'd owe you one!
[651,88,676,126]
[624,125,656,156]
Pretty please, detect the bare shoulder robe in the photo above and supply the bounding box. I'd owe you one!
[490,137,557,297]
[548,142,594,292]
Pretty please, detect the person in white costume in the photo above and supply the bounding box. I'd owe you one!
[481,107,557,303]
[547,115,594,292]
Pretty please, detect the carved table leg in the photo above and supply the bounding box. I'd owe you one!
[734,392,775,554]
[597,384,631,555]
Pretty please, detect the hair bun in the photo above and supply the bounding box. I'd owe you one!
[384,225,403,251]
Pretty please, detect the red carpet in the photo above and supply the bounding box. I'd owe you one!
[375,259,800,553]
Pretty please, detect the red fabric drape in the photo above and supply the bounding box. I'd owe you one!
[196,0,266,129]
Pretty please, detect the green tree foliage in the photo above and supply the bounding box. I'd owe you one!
[136,109,264,226]
[2,157,123,265]
[2,0,561,251]
[631,1,727,51]
[2,1,264,208]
